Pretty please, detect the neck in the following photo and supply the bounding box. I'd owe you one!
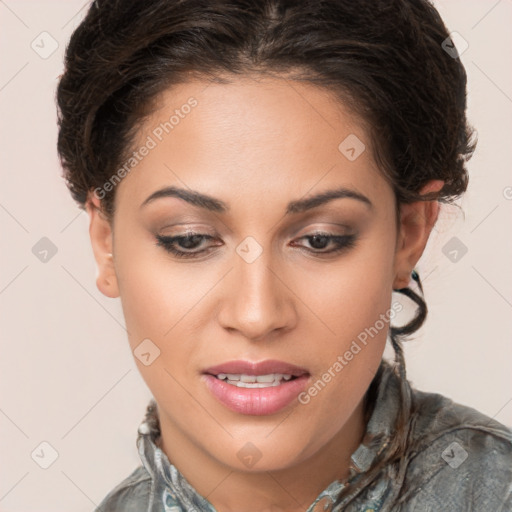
[157,398,367,512]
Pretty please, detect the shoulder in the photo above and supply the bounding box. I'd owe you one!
[398,386,512,510]
[94,465,152,512]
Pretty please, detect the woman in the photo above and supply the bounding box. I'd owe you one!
[56,0,512,510]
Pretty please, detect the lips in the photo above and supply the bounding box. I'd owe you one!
[201,359,311,415]
[203,359,309,377]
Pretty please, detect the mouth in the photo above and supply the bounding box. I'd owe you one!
[201,359,310,415]
[203,358,309,383]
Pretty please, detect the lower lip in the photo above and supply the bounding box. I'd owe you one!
[202,374,310,416]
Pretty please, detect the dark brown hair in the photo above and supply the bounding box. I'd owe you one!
[56,0,476,506]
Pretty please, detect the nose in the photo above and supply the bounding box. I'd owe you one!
[216,247,297,342]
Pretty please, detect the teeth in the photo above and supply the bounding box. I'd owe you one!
[231,380,281,388]
[214,373,295,388]
[256,374,275,383]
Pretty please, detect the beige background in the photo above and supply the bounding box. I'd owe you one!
[1,1,511,510]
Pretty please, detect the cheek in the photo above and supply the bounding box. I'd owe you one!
[292,233,395,423]
[113,228,197,340]
[294,231,395,345]
[113,240,201,397]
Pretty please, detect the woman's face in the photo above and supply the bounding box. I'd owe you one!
[87,75,435,478]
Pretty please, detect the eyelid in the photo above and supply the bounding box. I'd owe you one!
[156,219,355,240]
[291,223,353,237]
[158,225,217,236]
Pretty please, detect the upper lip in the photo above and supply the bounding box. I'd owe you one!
[203,359,309,377]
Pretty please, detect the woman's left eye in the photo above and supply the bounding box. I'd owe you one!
[292,232,357,254]
[155,231,357,259]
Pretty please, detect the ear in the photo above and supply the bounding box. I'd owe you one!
[85,191,120,298]
[393,180,444,290]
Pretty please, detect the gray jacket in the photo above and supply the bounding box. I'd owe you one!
[95,362,512,511]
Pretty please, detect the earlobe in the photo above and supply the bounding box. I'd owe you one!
[392,180,444,290]
[85,191,120,299]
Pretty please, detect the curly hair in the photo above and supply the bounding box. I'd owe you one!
[55,0,477,506]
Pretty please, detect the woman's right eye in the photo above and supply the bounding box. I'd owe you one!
[155,233,218,259]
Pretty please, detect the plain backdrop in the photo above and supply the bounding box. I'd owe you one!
[1,1,511,510]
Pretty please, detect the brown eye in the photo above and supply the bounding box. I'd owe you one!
[291,232,357,255]
[155,233,219,258]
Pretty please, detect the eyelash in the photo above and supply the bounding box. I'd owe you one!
[155,231,357,259]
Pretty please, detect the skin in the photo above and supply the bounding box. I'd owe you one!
[86,75,443,512]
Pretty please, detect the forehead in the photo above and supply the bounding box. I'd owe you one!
[115,75,389,214]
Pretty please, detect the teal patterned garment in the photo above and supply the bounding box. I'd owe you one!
[95,360,512,511]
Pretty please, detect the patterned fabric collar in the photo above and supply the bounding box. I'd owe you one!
[136,360,401,511]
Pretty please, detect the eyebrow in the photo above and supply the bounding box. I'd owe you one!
[140,185,373,214]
